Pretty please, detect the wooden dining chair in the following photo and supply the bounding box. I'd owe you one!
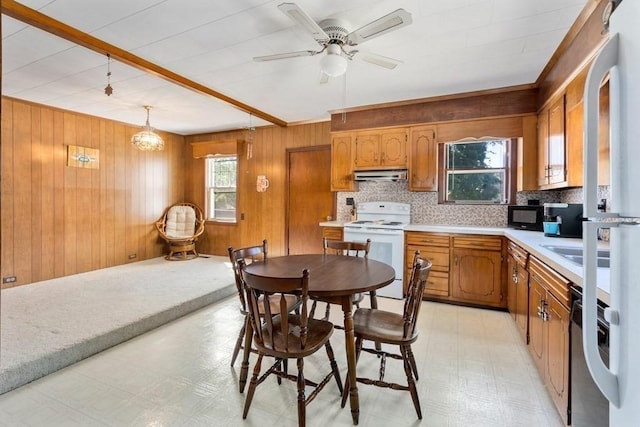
[238,260,343,427]
[340,251,432,419]
[227,241,301,376]
[309,237,373,322]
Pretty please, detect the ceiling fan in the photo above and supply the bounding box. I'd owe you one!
[253,2,412,82]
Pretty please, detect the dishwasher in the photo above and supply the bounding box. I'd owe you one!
[570,285,609,426]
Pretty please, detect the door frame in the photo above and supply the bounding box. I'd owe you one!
[285,145,335,255]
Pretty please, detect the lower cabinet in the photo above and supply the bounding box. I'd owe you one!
[451,236,505,308]
[405,232,450,297]
[322,226,343,241]
[527,256,571,425]
[404,232,505,308]
[507,241,530,343]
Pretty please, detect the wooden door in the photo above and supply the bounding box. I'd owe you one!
[380,130,407,167]
[409,126,437,191]
[528,278,546,374]
[330,133,355,191]
[507,254,517,320]
[537,108,550,187]
[515,264,530,343]
[545,293,570,424]
[287,146,335,255]
[451,248,502,305]
[548,96,566,185]
[354,132,380,169]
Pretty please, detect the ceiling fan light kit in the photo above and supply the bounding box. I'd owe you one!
[254,3,412,80]
[320,44,348,77]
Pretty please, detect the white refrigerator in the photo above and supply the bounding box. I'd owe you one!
[583,1,640,425]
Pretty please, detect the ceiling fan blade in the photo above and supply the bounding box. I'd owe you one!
[356,52,402,70]
[253,50,320,62]
[278,2,330,44]
[347,9,412,45]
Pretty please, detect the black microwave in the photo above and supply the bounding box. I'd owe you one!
[507,205,544,231]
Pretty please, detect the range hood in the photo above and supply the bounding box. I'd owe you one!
[353,169,408,181]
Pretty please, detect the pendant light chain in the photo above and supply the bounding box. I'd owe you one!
[104,53,113,96]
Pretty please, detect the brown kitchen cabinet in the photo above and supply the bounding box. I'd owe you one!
[537,95,566,188]
[507,241,529,343]
[527,256,571,425]
[404,231,450,298]
[330,132,356,191]
[322,226,343,241]
[408,126,437,191]
[354,128,407,169]
[451,236,505,308]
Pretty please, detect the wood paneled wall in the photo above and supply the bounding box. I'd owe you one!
[1,97,186,289]
[185,121,330,257]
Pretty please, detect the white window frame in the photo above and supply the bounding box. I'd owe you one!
[205,155,237,222]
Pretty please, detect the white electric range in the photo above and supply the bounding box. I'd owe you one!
[343,202,410,299]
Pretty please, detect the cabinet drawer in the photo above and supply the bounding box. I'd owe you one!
[425,271,449,296]
[453,235,502,251]
[405,232,450,247]
[407,245,449,270]
[322,227,343,241]
[529,256,570,307]
[507,241,529,268]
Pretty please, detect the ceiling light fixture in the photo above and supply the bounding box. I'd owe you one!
[131,106,164,151]
[320,44,348,77]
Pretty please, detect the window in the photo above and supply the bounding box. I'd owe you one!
[205,156,237,222]
[439,138,515,204]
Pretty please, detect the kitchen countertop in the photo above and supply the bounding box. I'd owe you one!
[320,221,610,304]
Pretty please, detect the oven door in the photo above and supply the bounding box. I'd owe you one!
[343,226,404,299]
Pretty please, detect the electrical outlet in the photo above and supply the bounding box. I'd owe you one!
[346,197,354,206]
[128,254,137,259]
[3,276,17,283]
[241,213,245,220]
[597,199,607,212]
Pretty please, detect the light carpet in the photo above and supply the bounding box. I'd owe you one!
[0,255,235,395]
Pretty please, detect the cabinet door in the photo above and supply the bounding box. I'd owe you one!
[451,248,503,306]
[380,130,407,167]
[354,132,380,169]
[331,134,355,191]
[537,108,550,187]
[528,276,546,374]
[515,265,529,344]
[409,126,437,191]
[507,254,517,321]
[405,243,450,297]
[548,96,566,185]
[545,293,570,425]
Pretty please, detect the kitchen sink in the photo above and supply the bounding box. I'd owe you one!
[540,245,610,268]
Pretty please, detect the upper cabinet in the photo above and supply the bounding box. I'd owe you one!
[538,95,566,188]
[409,126,437,191]
[354,128,407,169]
[331,133,356,191]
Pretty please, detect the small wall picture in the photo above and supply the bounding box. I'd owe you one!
[67,145,99,169]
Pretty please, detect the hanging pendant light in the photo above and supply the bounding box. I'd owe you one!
[131,106,164,151]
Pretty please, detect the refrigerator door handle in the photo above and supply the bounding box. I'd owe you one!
[583,33,621,408]
[584,33,620,220]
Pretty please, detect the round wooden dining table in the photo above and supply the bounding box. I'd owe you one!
[242,254,396,425]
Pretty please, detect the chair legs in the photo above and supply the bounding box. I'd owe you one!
[341,340,422,419]
[231,316,247,367]
[243,344,343,427]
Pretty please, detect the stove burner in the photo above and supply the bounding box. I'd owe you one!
[350,220,373,224]
[384,221,403,226]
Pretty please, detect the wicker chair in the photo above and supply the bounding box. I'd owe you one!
[156,203,205,260]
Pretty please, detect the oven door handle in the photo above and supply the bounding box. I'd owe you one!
[343,227,403,236]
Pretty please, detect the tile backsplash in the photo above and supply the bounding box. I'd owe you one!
[337,181,611,228]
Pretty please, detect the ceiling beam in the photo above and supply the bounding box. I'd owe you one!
[0,0,288,127]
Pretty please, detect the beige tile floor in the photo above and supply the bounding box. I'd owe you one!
[0,296,565,426]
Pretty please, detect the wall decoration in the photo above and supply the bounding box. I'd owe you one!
[67,145,99,169]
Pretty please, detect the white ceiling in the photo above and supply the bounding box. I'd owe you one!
[2,0,588,135]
